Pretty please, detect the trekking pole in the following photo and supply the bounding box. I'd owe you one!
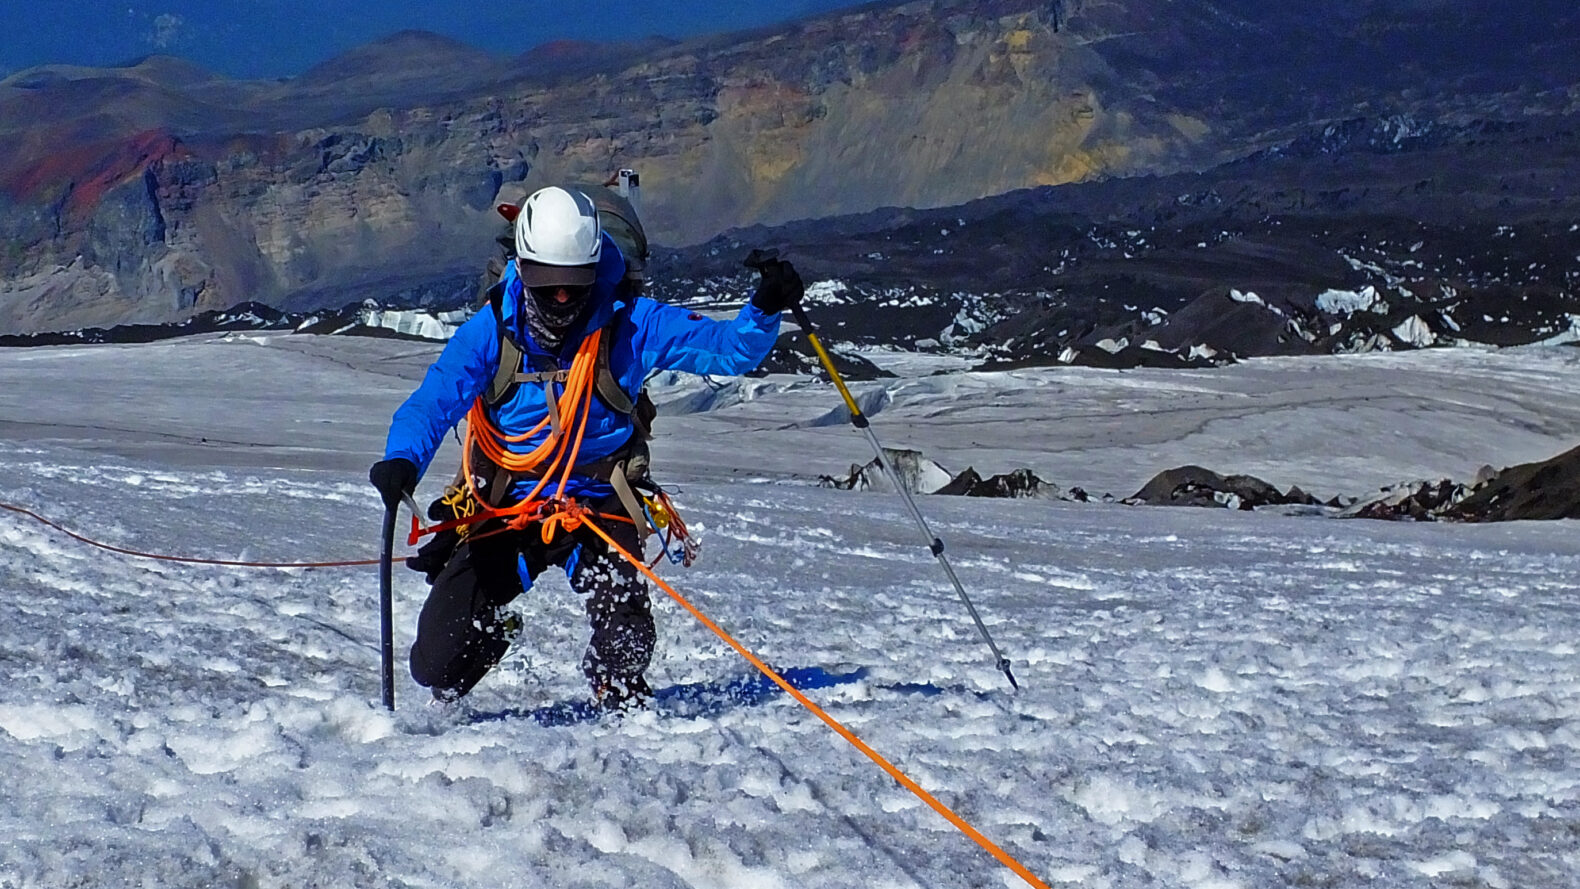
[575,509,1049,889]
[749,251,1019,690]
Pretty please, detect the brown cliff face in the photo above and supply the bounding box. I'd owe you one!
[1,0,1575,333]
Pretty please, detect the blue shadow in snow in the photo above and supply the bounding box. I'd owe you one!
[467,664,877,728]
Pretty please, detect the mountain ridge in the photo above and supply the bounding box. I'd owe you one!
[1,0,1576,335]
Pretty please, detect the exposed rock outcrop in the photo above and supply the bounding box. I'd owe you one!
[1124,465,1321,510]
[932,467,1052,499]
[1338,479,1475,521]
[819,447,1059,499]
[1444,445,1580,522]
[1327,446,1580,522]
[1124,444,1580,522]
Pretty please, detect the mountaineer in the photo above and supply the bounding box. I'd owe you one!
[368,184,801,710]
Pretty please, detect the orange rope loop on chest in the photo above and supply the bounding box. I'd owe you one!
[407,331,629,546]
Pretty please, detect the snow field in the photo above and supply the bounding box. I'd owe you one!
[0,336,1577,887]
[2,460,1578,887]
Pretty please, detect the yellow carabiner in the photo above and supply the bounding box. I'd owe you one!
[644,495,672,529]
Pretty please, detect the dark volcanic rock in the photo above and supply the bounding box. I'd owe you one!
[819,447,1059,499]
[754,330,892,380]
[933,467,1053,498]
[819,448,955,495]
[1122,441,1580,523]
[1126,465,1319,510]
[1059,344,1218,371]
[1445,445,1580,522]
[1339,479,1475,521]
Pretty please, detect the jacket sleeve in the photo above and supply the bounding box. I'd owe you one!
[381,310,499,478]
[631,299,781,377]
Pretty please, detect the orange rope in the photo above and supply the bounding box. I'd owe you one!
[4,484,1047,885]
[443,330,607,541]
[572,505,1051,889]
[0,501,382,568]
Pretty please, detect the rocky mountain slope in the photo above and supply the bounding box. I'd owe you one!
[1,0,1577,335]
[651,109,1580,369]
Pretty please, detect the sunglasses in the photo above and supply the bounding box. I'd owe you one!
[528,283,592,303]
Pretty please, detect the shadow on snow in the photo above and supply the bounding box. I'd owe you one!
[468,664,876,727]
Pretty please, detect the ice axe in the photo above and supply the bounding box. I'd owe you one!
[746,249,1019,690]
[376,491,421,711]
[377,503,398,711]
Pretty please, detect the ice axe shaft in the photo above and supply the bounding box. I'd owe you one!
[753,250,1016,690]
[376,492,420,712]
[378,504,397,711]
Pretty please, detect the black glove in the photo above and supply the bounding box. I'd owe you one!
[406,528,459,584]
[368,457,418,511]
[744,248,804,315]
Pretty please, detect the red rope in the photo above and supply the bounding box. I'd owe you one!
[0,501,382,568]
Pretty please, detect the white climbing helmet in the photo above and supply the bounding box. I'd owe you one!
[514,186,602,287]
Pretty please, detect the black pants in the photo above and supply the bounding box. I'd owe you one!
[409,516,652,699]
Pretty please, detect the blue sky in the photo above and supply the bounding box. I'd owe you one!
[1,1,868,79]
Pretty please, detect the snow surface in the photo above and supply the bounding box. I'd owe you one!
[1,335,1578,888]
[1390,316,1437,349]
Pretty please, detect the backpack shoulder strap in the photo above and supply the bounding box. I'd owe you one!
[593,317,635,417]
[485,284,523,407]
[591,296,660,440]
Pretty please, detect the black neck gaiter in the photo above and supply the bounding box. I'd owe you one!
[522,287,590,353]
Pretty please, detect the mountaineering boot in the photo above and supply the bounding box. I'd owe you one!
[594,674,653,714]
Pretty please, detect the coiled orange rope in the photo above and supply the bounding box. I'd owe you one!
[449,329,610,543]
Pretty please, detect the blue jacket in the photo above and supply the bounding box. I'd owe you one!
[383,234,781,501]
